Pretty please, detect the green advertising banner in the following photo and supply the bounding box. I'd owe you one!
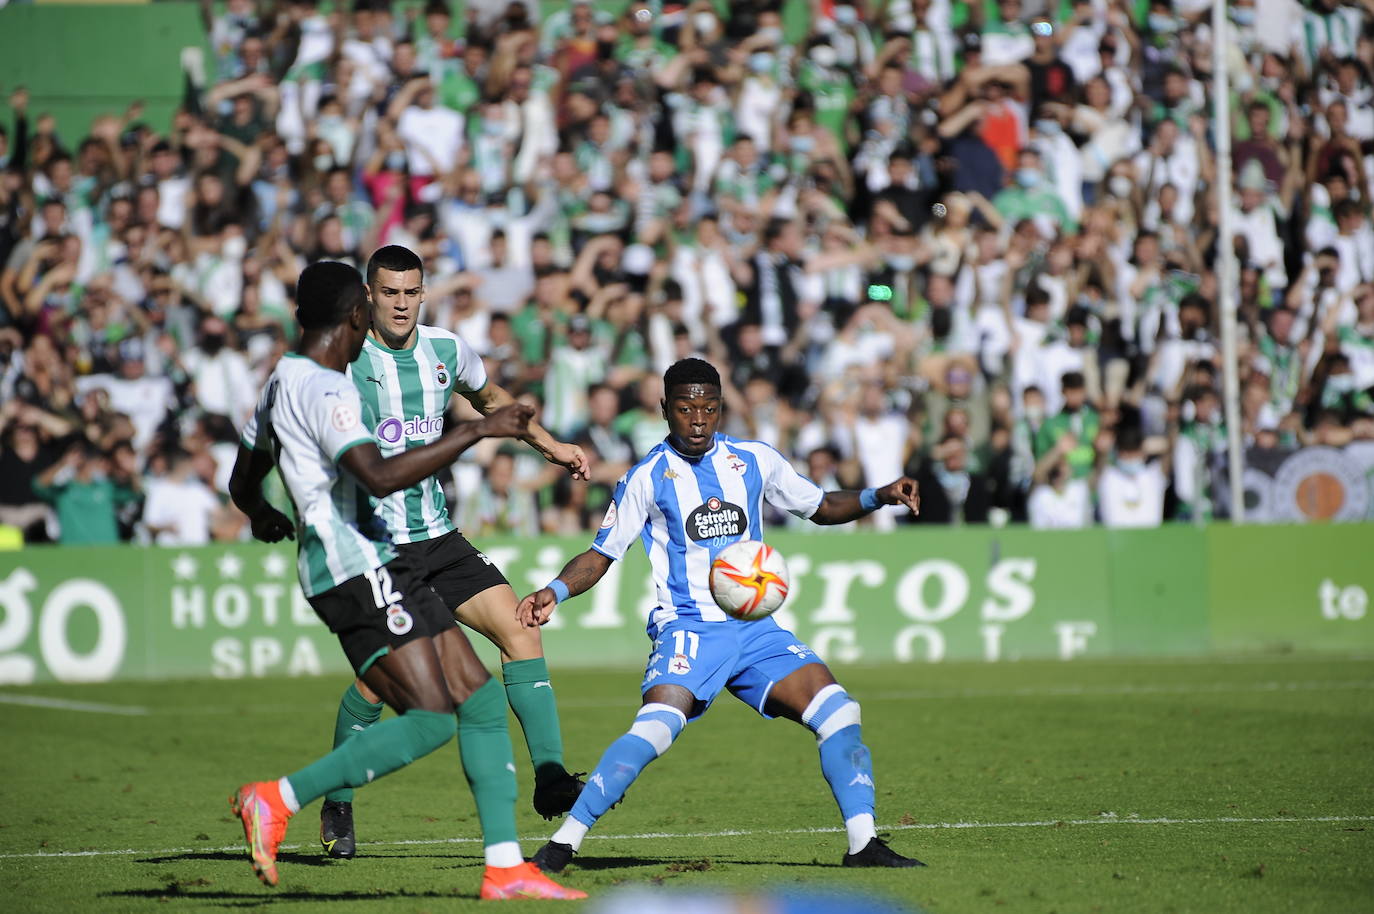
[0,525,1370,684]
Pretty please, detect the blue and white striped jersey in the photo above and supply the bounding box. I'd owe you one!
[591,433,824,633]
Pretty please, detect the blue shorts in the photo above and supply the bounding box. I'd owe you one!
[641,616,823,720]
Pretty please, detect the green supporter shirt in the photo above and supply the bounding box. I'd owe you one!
[1033,406,1101,478]
[798,63,855,154]
[439,69,481,114]
[993,185,1078,234]
[32,475,136,545]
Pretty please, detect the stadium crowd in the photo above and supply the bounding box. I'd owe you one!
[1,0,1372,545]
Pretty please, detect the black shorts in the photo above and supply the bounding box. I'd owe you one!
[307,552,458,675]
[397,530,510,611]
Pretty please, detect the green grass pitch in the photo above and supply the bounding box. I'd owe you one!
[2,657,1371,913]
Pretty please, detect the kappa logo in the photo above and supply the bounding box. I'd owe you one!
[663,468,679,480]
[644,667,663,684]
[590,773,606,795]
[849,773,875,788]
[669,653,692,675]
[647,652,663,666]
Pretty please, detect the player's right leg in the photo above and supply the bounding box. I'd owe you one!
[532,621,735,874]
[431,624,586,900]
[231,636,458,885]
[452,581,582,819]
[230,557,460,887]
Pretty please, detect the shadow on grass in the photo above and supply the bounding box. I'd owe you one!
[135,851,334,867]
[566,854,669,870]
[103,888,475,907]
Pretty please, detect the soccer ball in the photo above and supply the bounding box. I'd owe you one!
[709,540,790,621]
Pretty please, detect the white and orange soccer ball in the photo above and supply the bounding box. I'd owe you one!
[708,540,791,621]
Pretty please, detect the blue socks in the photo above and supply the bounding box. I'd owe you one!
[553,703,686,848]
[803,684,878,852]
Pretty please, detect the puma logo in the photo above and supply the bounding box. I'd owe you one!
[364,376,383,385]
[532,681,552,690]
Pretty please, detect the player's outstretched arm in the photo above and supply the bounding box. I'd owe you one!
[810,477,921,526]
[464,380,590,480]
[342,402,534,498]
[229,444,295,543]
[516,549,614,628]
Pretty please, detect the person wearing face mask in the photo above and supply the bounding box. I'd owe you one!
[1298,0,1364,74]
[184,314,256,428]
[993,147,1076,239]
[905,433,991,525]
[1027,452,1090,529]
[1097,423,1167,528]
[1172,385,1226,522]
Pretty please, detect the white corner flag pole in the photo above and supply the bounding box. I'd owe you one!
[1213,0,1245,523]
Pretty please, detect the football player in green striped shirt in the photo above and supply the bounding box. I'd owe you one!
[227,260,584,899]
[319,246,592,859]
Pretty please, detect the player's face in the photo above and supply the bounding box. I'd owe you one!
[368,267,424,348]
[662,384,722,457]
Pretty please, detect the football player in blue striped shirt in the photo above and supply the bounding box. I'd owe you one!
[518,358,925,871]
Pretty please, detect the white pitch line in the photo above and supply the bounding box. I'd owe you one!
[0,694,149,716]
[4,815,1371,861]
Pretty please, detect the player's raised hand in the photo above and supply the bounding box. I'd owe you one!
[249,505,295,543]
[517,588,558,628]
[878,477,920,516]
[546,441,591,480]
[480,403,535,440]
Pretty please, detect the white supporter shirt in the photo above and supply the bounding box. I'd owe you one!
[1097,463,1166,528]
[398,105,465,177]
[1027,480,1091,529]
[143,477,221,546]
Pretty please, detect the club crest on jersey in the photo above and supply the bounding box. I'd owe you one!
[600,501,618,529]
[726,453,747,473]
[435,365,449,387]
[668,654,692,675]
[687,496,746,541]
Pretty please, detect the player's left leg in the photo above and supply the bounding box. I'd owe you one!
[451,581,580,819]
[733,625,924,868]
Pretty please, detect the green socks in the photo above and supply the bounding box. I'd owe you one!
[501,658,566,785]
[456,677,520,847]
[324,683,384,803]
[287,709,455,808]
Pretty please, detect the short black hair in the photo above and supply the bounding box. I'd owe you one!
[1061,370,1086,390]
[663,358,721,396]
[1115,423,1144,453]
[296,261,367,330]
[366,244,423,285]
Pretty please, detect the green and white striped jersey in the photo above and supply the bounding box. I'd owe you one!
[347,325,487,544]
[241,353,396,597]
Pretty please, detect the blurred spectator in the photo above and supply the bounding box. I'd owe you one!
[906,434,991,525]
[141,450,221,546]
[1098,425,1167,528]
[459,449,540,538]
[32,441,138,545]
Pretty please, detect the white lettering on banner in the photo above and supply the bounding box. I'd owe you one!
[895,624,946,662]
[771,553,809,632]
[171,587,205,629]
[39,580,125,683]
[0,571,125,684]
[211,637,244,678]
[1319,579,1368,620]
[812,626,862,663]
[250,637,282,674]
[212,636,327,679]
[982,559,1036,621]
[1056,622,1097,659]
[291,586,317,625]
[895,560,968,622]
[811,561,885,624]
[581,556,624,629]
[290,638,322,675]
[981,623,1005,661]
[254,584,283,625]
[0,568,38,683]
[212,586,251,628]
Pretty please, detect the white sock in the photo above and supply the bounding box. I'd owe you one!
[277,777,301,814]
[483,841,523,868]
[551,816,590,851]
[845,813,876,854]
